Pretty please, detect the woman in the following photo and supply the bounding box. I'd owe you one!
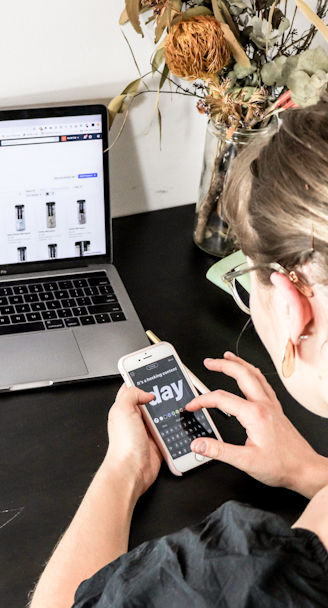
[30,99,328,608]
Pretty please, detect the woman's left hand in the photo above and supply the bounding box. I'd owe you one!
[187,353,328,498]
[105,385,162,498]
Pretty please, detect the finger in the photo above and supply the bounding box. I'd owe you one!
[206,355,271,399]
[203,357,277,405]
[191,437,253,472]
[116,386,155,407]
[186,390,256,427]
[222,353,280,405]
[186,389,279,431]
[115,383,128,400]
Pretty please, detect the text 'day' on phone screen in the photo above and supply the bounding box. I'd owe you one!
[129,356,217,459]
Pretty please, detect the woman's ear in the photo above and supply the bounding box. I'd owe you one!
[270,272,313,344]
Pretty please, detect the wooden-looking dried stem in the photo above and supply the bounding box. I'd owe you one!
[194,145,227,244]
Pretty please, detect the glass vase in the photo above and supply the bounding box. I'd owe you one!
[193,119,273,257]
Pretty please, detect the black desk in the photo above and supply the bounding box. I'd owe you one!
[2,204,328,607]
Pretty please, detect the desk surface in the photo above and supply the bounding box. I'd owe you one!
[2,204,328,607]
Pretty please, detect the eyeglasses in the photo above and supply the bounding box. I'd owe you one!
[221,261,314,315]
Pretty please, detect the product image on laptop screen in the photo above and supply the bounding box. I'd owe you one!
[0,113,107,265]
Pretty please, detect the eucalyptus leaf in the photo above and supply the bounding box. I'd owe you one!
[182,6,212,18]
[241,25,253,39]
[229,85,255,101]
[122,77,142,96]
[146,86,161,134]
[125,0,143,36]
[304,95,321,106]
[297,46,328,76]
[310,70,328,89]
[159,64,170,89]
[158,107,162,150]
[108,78,142,129]
[261,61,284,86]
[250,72,260,86]
[304,82,318,98]
[250,16,263,38]
[249,32,266,49]
[119,8,129,26]
[277,17,290,35]
[229,86,242,95]
[121,28,143,78]
[242,86,256,102]
[152,48,165,75]
[281,55,299,82]
[290,92,304,106]
[230,0,248,7]
[227,70,237,86]
[218,0,240,38]
[211,0,225,24]
[118,102,128,114]
[234,62,256,78]
[275,55,288,67]
[108,94,127,129]
[154,0,182,44]
[230,1,247,14]
[230,6,245,15]
[272,8,284,29]
[287,70,310,101]
[283,53,328,108]
[155,10,168,44]
[294,0,328,44]
[221,23,251,67]
[250,15,290,49]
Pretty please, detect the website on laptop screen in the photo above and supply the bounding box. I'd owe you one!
[0,114,106,265]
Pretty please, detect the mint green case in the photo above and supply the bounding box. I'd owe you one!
[206,250,251,295]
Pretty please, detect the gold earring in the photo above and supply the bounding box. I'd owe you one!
[282,338,295,378]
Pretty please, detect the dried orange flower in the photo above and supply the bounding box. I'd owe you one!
[164,16,230,81]
[199,79,268,128]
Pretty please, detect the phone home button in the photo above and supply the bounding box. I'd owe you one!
[195,453,204,462]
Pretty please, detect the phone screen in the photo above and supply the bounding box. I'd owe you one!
[129,355,217,460]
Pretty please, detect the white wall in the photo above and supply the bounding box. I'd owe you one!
[0,1,326,217]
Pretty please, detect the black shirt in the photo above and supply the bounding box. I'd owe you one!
[72,501,328,607]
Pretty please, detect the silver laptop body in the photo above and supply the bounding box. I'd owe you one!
[0,104,148,391]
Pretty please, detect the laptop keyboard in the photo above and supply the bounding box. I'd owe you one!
[0,271,126,335]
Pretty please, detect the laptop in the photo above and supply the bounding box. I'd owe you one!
[0,103,148,391]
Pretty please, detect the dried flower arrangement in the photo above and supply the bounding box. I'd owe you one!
[110,0,328,254]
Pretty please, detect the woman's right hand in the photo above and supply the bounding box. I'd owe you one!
[104,385,162,499]
[187,353,328,499]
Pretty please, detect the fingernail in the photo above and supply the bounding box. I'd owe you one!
[224,351,236,358]
[192,440,207,454]
[204,357,214,363]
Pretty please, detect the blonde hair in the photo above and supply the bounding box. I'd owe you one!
[223,96,328,285]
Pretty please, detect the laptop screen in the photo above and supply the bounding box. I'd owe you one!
[0,110,107,267]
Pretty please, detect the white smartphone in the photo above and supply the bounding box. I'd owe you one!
[118,341,222,476]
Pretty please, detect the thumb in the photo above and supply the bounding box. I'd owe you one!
[191,437,249,471]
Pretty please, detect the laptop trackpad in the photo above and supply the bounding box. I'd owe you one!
[0,331,88,386]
